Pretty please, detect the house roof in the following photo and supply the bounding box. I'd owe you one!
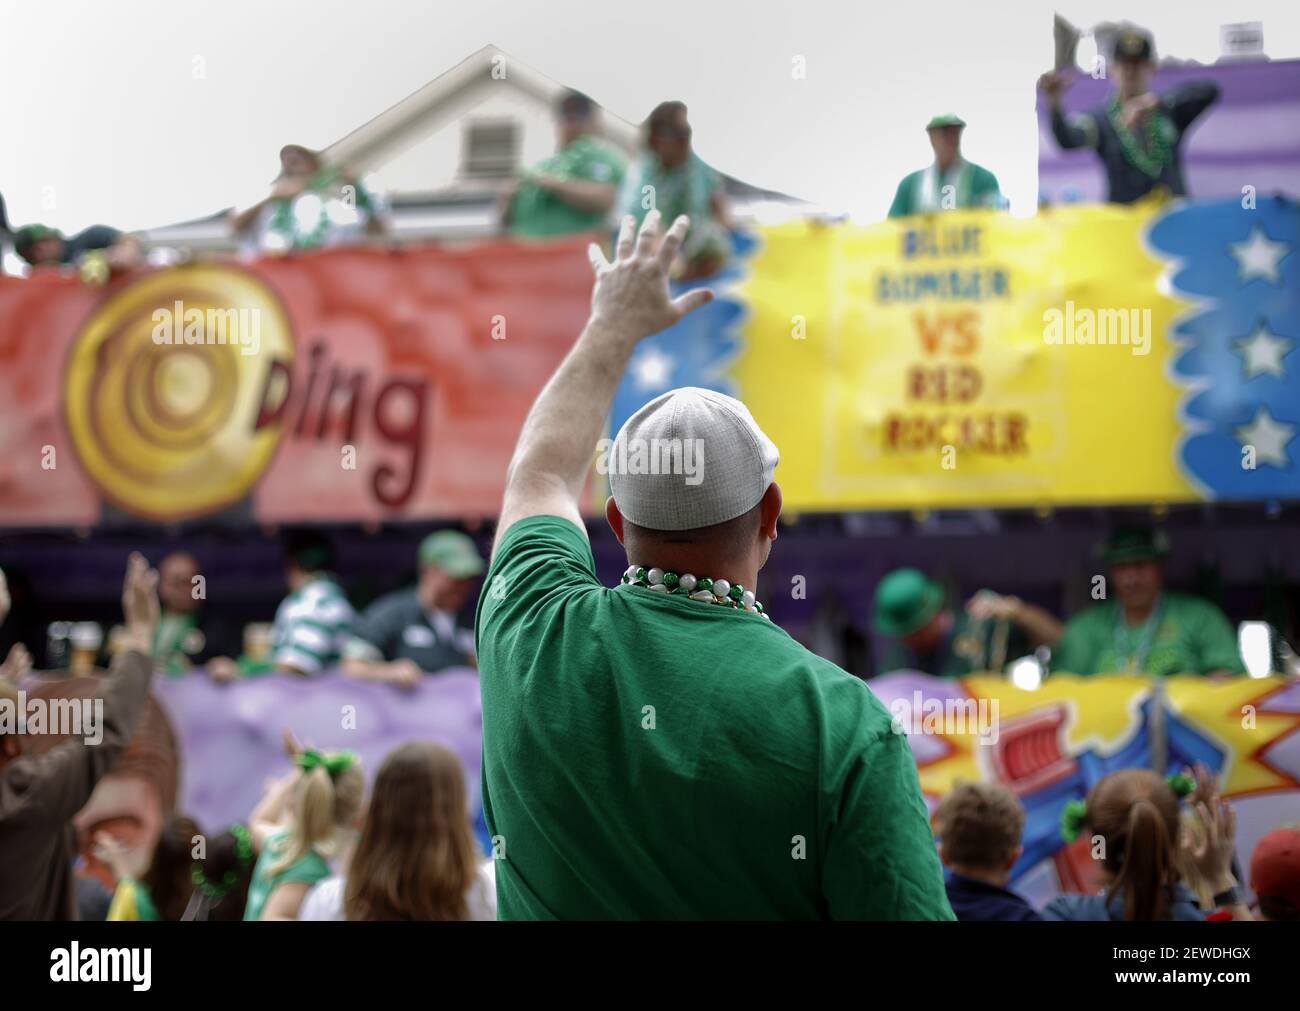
[320,43,642,171]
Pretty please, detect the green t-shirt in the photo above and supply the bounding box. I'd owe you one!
[243,831,332,921]
[475,516,953,920]
[888,160,1002,218]
[508,135,626,238]
[1051,592,1244,677]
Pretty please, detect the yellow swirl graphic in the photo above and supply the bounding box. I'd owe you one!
[64,266,295,521]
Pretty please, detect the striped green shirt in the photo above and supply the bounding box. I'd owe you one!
[271,575,354,675]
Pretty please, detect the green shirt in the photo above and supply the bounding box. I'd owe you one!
[508,135,627,238]
[268,574,355,675]
[475,516,952,920]
[1051,592,1243,677]
[618,150,730,263]
[888,160,1002,218]
[243,831,332,921]
[153,611,200,675]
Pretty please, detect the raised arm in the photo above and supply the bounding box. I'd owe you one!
[532,173,619,214]
[1039,70,1096,150]
[22,554,159,828]
[492,210,713,556]
[1164,79,1220,133]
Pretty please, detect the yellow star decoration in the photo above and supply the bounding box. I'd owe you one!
[910,674,1300,800]
[1163,676,1300,796]
[914,674,1152,797]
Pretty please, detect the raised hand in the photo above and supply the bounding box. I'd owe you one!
[586,211,714,343]
[120,552,160,652]
[1037,70,1074,105]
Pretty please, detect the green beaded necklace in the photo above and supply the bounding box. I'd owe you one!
[1107,94,1174,179]
[621,565,770,620]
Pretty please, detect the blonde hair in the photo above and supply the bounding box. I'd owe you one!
[266,756,365,879]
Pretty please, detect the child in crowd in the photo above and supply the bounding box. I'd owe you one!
[244,747,364,921]
[99,814,202,921]
[1045,766,1252,921]
[184,824,256,921]
[1250,825,1300,922]
[299,741,495,921]
[932,781,1040,921]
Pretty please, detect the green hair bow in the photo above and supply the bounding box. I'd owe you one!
[295,748,357,778]
[190,823,254,900]
[1059,772,1199,843]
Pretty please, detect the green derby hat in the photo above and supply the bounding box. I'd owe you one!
[873,567,946,637]
[1099,526,1170,566]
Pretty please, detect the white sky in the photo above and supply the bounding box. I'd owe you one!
[3,0,1298,231]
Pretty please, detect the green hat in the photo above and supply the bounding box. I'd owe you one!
[1112,28,1154,63]
[14,224,63,263]
[418,530,485,579]
[925,113,966,130]
[872,568,946,637]
[1099,526,1170,566]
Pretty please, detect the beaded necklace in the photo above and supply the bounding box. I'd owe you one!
[621,565,770,620]
[1107,94,1174,179]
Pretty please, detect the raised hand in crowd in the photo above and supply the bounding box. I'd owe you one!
[1179,764,1252,921]
[119,552,161,656]
[1037,69,1074,108]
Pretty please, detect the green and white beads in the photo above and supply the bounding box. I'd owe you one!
[621,565,769,619]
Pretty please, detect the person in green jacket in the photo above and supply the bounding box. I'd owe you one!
[888,114,1003,218]
[1051,527,1244,677]
[502,90,626,239]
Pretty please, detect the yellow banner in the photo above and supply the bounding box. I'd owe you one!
[736,205,1199,509]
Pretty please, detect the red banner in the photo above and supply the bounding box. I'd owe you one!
[0,240,593,526]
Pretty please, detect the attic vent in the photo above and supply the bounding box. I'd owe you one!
[461,120,519,179]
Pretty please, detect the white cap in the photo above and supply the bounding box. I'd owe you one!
[608,387,779,531]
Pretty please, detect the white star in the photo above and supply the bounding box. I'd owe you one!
[1234,322,1293,380]
[1229,227,1291,285]
[1235,407,1296,469]
[630,347,674,391]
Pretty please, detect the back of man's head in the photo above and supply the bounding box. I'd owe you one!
[933,781,1025,878]
[283,530,333,576]
[606,387,779,571]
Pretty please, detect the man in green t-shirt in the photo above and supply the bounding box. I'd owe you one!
[887,114,1003,218]
[1051,527,1244,677]
[502,91,626,239]
[872,568,1062,678]
[475,210,952,920]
